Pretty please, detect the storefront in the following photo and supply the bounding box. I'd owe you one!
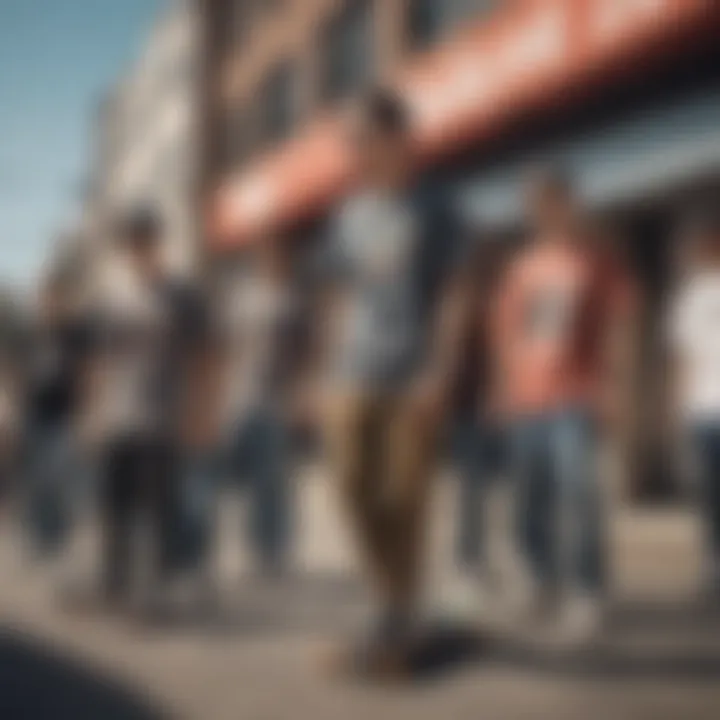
[207,0,720,496]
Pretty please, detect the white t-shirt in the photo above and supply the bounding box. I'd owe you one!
[221,276,298,424]
[670,271,720,421]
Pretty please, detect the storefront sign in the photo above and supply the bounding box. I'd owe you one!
[210,0,718,248]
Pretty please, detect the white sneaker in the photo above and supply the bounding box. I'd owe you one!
[556,594,604,646]
[437,573,494,625]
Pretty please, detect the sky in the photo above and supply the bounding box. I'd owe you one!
[0,0,163,287]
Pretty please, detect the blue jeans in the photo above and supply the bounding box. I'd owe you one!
[173,450,218,574]
[453,419,504,570]
[509,408,605,595]
[689,422,720,587]
[225,407,292,571]
[23,422,80,556]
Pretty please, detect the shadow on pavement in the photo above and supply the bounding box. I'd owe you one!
[0,627,171,720]
[135,571,366,639]
[375,602,720,685]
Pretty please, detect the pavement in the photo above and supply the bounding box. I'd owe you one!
[1,466,720,720]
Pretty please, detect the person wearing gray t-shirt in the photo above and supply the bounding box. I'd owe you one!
[218,235,306,575]
[318,88,468,678]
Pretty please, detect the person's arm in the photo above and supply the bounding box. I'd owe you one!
[302,213,352,423]
[665,290,689,442]
[75,313,107,450]
[179,286,224,452]
[409,203,474,421]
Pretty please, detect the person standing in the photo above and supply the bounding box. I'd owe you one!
[23,270,89,559]
[88,207,208,613]
[219,235,306,576]
[319,88,467,676]
[0,290,30,512]
[449,238,507,599]
[493,170,632,640]
[669,208,720,602]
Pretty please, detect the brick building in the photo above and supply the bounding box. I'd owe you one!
[200,0,720,497]
[199,0,502,249]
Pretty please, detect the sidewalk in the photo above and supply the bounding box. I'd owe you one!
[0,468,717,720]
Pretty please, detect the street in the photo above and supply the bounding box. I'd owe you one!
[1,468,719,719]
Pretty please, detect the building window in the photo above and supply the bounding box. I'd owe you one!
[221,101,255,174]
[260,60,298,145]
[261,0,284,14]
[228,0,250,48]
[408,0,501,49]
[320,0,374,106]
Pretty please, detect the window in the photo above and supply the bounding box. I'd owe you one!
[261,0,285,14]
[260,60,298,144]
[228,0,250,48]
[220,100,255,174]
[408,0,501,49]
[320,0,374,106]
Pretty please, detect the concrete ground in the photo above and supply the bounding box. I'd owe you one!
[1,467,719,720]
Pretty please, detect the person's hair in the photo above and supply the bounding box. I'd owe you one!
[116,205,162,247]
[357,86,412,137]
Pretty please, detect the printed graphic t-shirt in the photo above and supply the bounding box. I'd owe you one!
[323,188,464,390]
[494,238,626,416]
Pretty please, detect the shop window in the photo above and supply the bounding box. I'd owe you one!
[319,0,375,106]
[408,0,501,50]
[260,60,298,145]
[229,0,251,47]
[221,101,255,174]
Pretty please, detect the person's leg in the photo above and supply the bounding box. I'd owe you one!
[382,395,440,631]
[511,418,554,588]
[25,424,67,558]
[691,425,720,596]
[325,391,389,590]
[146,440,182,586]
[100,439,136,602]
[248,409,293,574]
[176,449,218,578]
[454,418,483,572]
[551,409,605,596]
[550,408,605,639]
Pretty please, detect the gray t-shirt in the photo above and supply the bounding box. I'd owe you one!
[323,188,463,390]
[222,276,304,423]
[91,270,208,440]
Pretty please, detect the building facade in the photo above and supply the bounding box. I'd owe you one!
[97,0,201,276]
[201,0,720,497]
[200,0,503,248]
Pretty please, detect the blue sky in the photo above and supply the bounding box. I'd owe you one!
[0,0,162,286]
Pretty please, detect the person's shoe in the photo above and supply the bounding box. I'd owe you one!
[437,573,496,627]
[322,610,417,682]
[555,593,604,647]
[323,637,413,682]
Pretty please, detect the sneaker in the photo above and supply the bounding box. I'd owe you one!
[555,593,604,646]
[322,610,417,682]
[438,574,493,623]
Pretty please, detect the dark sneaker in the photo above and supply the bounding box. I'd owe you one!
[322,611,417,682]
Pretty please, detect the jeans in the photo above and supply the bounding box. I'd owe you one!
[172,450,218,574]
[452,418,504,570]
[225,407,292,571]
[99,436,179,600]
[509,408,605,595]
[689,422,720,588]
[23,422,79,557]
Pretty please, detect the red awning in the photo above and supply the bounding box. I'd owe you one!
[209,0,720,250]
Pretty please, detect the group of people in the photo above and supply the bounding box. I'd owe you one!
[3,86,720,680]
